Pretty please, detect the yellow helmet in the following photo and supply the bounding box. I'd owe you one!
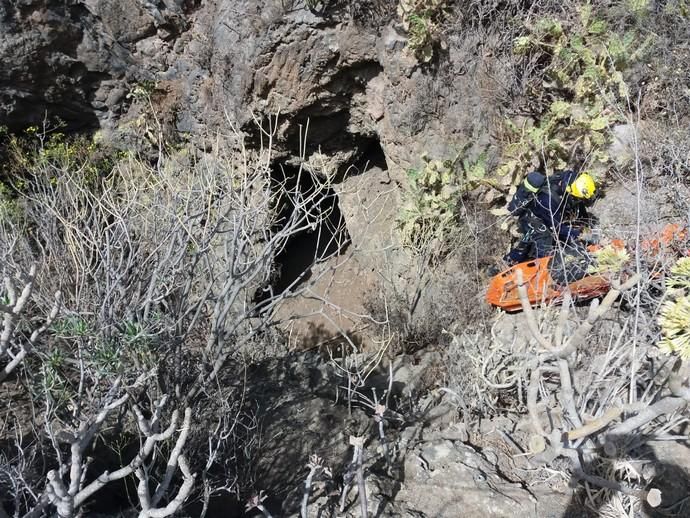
[567,172,596,199]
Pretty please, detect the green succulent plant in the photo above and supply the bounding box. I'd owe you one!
[588,245,630,274]
[658,296,690,359]
[666,257,690,290]
[53,315,91,337]
[657,257,690,358]
[398,150,488,252]
[498,6,653,185]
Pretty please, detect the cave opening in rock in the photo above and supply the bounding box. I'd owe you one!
[354,135,388,173]
[255,163,350,303]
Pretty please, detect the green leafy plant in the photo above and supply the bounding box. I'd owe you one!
[121,320,155,365]
[398,0,448,62]
[588,245,630,274]
[5,130,114,195]
[665,257,690,290]
[126,80,156,101]
[498,5,654,184]
[658,257,690,359]
[665,0,689,17]
[658,296,690,359]
[89,339,121,374]
[0,182,19,223]
[122,320,145,343]
[37,348,72,409]
[398,150,490,252]
[398,155,457,249]
[627,0,650,16]
[53,315,92,337]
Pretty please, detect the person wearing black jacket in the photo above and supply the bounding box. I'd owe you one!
[504,170,597,265]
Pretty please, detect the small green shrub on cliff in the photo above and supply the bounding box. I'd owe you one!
[1,127,112,223]
[4,129,113,193]
[398,0,448,62]
[126,80,156,101]
[398,155,456,249]
[498,5,653,183]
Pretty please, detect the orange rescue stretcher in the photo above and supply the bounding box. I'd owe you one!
[486,224,689,312]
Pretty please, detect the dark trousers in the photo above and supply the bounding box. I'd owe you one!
[505,216,554,264]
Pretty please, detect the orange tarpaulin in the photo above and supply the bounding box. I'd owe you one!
[486,256,612,312]
[486,224,688,312]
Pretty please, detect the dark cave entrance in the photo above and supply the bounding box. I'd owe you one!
[255,164,350,302]
[253,128,389,306]
[352,136,388,174]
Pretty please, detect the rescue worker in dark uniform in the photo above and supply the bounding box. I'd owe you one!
[505,170,597,265]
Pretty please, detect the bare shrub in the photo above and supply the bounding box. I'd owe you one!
[0,118,349,516]
[629,1,690,123]
[465,269,690,511]
[640,123,690,219]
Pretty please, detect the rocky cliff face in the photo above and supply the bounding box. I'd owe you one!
[169,0,509,177]
[0,0,190,130]
[1,0,506,177]
[1,1,512,318]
